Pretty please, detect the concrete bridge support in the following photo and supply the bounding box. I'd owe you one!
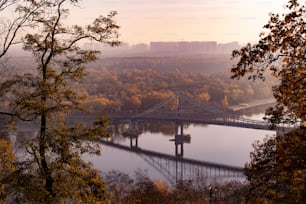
[129,135,138,149]
[173,123,185,157]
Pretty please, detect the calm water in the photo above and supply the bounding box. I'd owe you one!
[85,113,275,182]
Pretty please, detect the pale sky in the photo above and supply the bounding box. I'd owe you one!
[69,0,289,45]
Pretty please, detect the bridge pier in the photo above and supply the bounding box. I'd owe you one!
[129,135,138,149]
[175,123,184,157]
[174,123,184,157]
[122,120,141,149]
[175,122,184,136]
[175,142,184,157]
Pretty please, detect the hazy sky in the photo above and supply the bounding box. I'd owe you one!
[70,0,289,45]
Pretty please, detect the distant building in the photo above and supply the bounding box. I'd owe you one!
[150,41,180,53]
[150,41,227,55]
[131,43,149,53]
[82,41,240,57]
[216,42,240,54]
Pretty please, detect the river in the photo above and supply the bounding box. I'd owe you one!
[85,113,275,183]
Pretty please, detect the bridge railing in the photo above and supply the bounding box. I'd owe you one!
[131,112,272,128]
[106,92,298,131]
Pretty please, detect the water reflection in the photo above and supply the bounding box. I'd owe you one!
[100,140,244,185]
[108,120,274,165]
[4,112,274,184]
[92,118,275,183]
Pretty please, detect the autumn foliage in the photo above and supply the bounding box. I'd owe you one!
[232,0,305,203]
[0,139,15,203]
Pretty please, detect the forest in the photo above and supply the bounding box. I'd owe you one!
[79,66,275,114]
[0,56,275,115]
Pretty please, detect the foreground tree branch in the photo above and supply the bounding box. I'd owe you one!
[231,0,305,126]
[1,0,119,202]
[232,1,305,203]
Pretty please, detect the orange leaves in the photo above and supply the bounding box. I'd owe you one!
[0,140,15,176]
[0,139,15,201]
[246,128,306,202]
[231,0,305,124]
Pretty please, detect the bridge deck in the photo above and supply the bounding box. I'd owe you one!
[106,93,290,132]
[133,115,272,130]
[109,114,274,131]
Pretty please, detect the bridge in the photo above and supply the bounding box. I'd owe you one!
[100,140,244,185]
[109,92,281,131]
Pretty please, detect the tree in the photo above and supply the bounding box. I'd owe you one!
[245,127,306,203]
[231,0,305,202]
[103,170,134,204]
[0,0,119,202]
[0,0,23,58]
[197,92,210,103]
[231,0,305,126]
[0,139,15,203]
[127,170,169,204]
[0,0,43,105]
[103,170,170,204]
[221,95,229,108]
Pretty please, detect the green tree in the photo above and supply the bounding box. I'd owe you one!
[231,0,305,126]
[0,0,119,202]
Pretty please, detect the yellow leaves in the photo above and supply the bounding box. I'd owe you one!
[197,92,210,103]
[282,57,290,63]
[0,139,15,202]
[231,0,305,124]
[291,170,304,184]
[285,30,292,36]
[52,160,107,203]
[246,128,306,202]
[153,180,169,197]
[0,140,15,176]
[130,95,141,107]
